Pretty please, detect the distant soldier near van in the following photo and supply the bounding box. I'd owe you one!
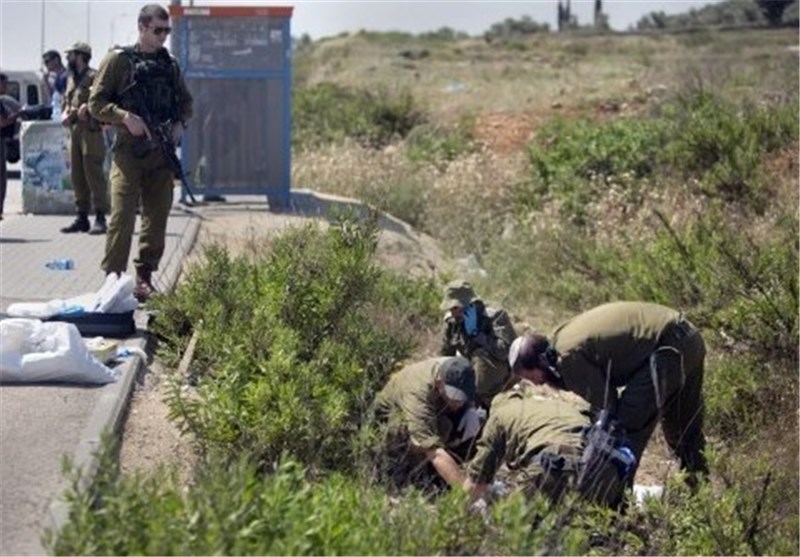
[439,279,517,408]
[89,3,193,302]
[60,41,109,235]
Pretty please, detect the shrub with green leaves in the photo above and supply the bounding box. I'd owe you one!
[404,121,475,167]
[663,91,798,207]
[150,215,440,471]
[519,115,666,223]
[517,91,798,223]
[293,82,425,150]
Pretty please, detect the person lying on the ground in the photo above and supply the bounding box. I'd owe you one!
[439,279,517,408]
[507,301,708,486]
[464,379,634,509]
[369,356,482,492]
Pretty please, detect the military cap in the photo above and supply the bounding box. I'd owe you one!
[66,42,92,57]
[437,356,476,403]
[440,279,479,312]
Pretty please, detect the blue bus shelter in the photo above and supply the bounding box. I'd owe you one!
[170,5,293,209]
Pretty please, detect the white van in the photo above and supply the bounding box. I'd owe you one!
[3,71,51,174]
[3,71,50,107]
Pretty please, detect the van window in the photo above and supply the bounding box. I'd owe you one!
[26,84,39,105]
[6,82,20,102]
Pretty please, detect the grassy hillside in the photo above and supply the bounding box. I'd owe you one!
[50,27,798,555]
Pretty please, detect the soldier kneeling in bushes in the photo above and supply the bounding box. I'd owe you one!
[369,356,483,493]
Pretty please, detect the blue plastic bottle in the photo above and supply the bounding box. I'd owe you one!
[45,258,75,270]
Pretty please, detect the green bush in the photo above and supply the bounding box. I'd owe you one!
[663,91,798,207]
[150,215,439,471]
[293,82,426,150]
[519,115,665,224]
[404,121,475,167]
[517,91,798,223]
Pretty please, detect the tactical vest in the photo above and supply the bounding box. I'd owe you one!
[118,46,180,125]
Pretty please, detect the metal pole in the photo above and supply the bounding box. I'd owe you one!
[40,0,45,58]
[169,0,180,55]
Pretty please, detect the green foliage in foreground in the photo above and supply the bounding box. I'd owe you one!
[150,215,440,471]
[50,447,798,556]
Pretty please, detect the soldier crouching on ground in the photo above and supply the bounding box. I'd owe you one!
[463,379,633,509]
[89,3,193,302]
[60,41,109,236]
[369,356,482,493]
[439,279,517,409]
[508,301,708,487]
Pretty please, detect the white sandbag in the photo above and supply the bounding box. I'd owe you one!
[0,319,118,384]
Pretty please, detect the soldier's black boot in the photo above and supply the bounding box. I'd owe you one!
[60,212,90,233]
[133,266,157,303]
[89,212,107,235]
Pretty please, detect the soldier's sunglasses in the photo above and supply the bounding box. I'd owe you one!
[150,25,172,36]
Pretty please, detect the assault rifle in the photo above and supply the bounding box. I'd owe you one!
[577,409,636,493]
[143,119,198,205]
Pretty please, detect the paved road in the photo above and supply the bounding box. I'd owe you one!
[0,179,199,555]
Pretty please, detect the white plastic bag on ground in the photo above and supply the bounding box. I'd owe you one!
[633,484,664,508]
[6,273,138,318]
[0,319,118,384]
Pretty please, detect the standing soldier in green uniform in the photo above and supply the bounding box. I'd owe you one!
[370,356,479,492]
[60,41,109,235]
[89,3,193,302]
[439,279,517,408]
[464,381,632,508]
[508,301,708,483]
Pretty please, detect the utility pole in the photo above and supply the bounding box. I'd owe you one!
[40,0,45,59]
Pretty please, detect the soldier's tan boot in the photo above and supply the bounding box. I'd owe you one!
[133,266,157,303]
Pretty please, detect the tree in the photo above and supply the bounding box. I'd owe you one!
[755,0,794,25]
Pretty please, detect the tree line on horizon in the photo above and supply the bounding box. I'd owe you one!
[294,0,798,47]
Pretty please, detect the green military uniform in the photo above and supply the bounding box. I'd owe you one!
[467,381,625,507]
[371,357,468,490]
[63,64,108,217]
[88,44,192,276]
[551,301,707,475]
[439,280,517,407]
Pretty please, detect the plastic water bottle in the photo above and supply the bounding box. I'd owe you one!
[45,258,75,270]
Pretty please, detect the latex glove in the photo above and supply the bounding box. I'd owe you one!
[463,303,479,337]
[488,480,509,498]
[457,406,482,443]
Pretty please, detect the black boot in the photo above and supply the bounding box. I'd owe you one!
[89,212,107,235]
[133,266,157,303]
[61,212,90,233]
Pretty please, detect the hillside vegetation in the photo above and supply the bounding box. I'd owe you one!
[50,27,798,555]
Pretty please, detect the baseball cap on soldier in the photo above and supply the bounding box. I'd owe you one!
[66,42,92,57]
[437,357,476,403]
[439,279,479,312]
